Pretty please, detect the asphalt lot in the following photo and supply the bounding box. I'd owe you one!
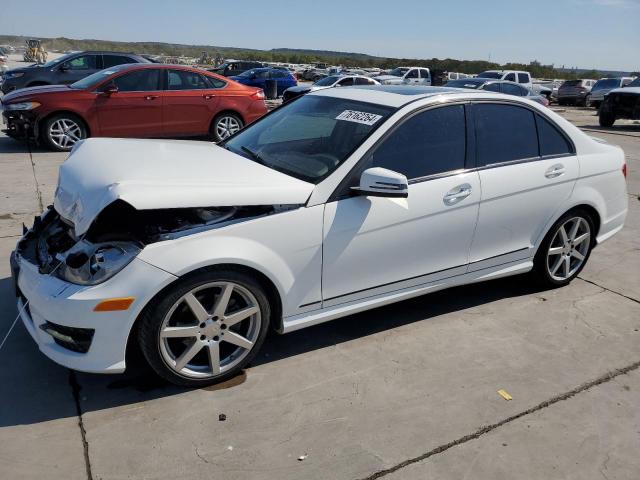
[0,77,639,479]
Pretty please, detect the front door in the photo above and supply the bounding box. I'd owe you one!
[163,69,220,136]
[56,54,101,84]
[95,68,163,137]
[322,104,480,305]
[468,102,579,270]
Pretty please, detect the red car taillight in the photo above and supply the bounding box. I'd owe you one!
[251,90,265,100]
[622,163,627,178]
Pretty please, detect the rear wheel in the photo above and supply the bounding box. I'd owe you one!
[211,113,243,142]
[137,269,270,387]
[531,210,594,287]
[41,113,88,152]
[599,110,615,127]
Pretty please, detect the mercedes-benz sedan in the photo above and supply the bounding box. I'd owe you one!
[12,86,628,386]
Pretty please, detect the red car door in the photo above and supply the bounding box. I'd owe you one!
[162,69,220,136]
[95,68,163,137]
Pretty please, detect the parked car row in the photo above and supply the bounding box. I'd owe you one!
[444,77,549,106]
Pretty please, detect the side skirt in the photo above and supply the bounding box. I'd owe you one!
[281,259,533,333]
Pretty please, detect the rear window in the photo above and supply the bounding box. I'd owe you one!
[445,79,482,89]
[562,80,581,87]
[477,72,503,79]
[592,79,620,90]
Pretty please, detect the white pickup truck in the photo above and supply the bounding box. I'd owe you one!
[374,67,431,86]
[477,70,533,90]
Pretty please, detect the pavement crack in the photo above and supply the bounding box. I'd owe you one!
[577,277,640,305]
[26,141,44,212]
[69,370,93,480]
[357,360,640,480]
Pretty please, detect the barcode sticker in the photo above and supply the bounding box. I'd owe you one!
[336,110,383,126]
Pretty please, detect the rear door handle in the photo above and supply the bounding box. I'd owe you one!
[545,164,565,178]
[144,95,159,101]
[444,183,472,205]
[203,94,215,100]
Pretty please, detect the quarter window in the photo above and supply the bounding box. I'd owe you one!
[112,69,161,92]
[205,76,226,88]
[475,104,538,166]
[366,105,466,180]
[536,114,573,157]
[168,70,210,90]
[501,83,526,96]
[338,77,354,86]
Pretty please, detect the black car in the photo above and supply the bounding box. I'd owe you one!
[0,51,150,94]
[208,61,264,77]
[599,77,640,127]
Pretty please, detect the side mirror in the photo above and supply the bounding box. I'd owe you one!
[351,167,408,198]
[58,63,69,71]
[101,82,118,95]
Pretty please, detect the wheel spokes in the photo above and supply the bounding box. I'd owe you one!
[184,293,209,322]
[573,232,590,246]
[558,225,569,246]
[207,342,221,375]
[161,325,200,338]
[224,305,259,327]
[223,331,254,350]
[213,284,233,318]
[175,340,203,371]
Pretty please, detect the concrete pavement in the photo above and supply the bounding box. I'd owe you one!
[0,105,638,480]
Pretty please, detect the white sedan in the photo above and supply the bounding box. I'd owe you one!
[12,86,628,386]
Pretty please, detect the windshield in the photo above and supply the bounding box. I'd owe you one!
[314,76,340,86]
[477,72,503,79]
[69,66,126,89]
[445,79,482,89]
[42,52,75,68]
[592,79,620,90]
[626,77,640,88]
[224,96,394,184]
[388,67,409,77]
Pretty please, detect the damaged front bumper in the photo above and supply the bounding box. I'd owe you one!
[12,210,178,373]
[1,108,38,140]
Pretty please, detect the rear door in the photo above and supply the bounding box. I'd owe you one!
[162,69,220,136]
[468,102,578,269]
[404,68,420,84]
[102,54,138,68]
[95,68,163,137]
[56,54,101,84]
[419,68,431,85]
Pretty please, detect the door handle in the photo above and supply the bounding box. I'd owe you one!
[545,164,565,178]
[443,183,472,205]
[203,94,215,100]
[144,95,159,100]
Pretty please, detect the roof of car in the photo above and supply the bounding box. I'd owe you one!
[311,85,480,107]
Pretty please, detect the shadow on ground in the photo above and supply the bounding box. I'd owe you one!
[0,272,552,427]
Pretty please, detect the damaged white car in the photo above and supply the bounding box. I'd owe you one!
[12,86,628,386]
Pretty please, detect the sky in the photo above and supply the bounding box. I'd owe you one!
[1,0,638,71]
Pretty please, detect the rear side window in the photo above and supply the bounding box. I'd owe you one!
[355,77,372,85]
[168,70,210,90]
[504,73,516,82]
[103,55,137,68]
[112,69,161,92]
[474,104,538,166]
[205,76,226,88]
[420,69,430,79]
[367,105,466,180]
[483,82,501,92]
[536,114,573,157]
[338,77,354,86]
[517,73,530,84]
[501,83,526,96]
[406,69,419,79]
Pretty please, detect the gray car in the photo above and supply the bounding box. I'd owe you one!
[0,51,150,94]
[587,77,636,108]
[445,78,549,106]
[282,75,380,102]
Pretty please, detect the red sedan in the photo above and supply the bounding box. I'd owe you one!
[0,64,268,151]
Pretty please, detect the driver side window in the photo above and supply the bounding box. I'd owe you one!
[64,55,97,70]
[364,105,467,180]
[406,69,419,79]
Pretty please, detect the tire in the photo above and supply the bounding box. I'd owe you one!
[583,95,591,107]
[41,113,88,152]
[531,210,595,288]
[137,268,271,387]
[599,111,615,127]
[210,112,243,142]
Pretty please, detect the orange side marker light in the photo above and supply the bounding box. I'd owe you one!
[94,297,135,312]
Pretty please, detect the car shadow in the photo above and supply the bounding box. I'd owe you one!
[0,273,552,427]
[580,124,640,134]
[0,134,51,154]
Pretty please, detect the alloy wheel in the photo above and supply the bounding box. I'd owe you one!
[215,116,241,140]
[49,118,83,149]
[159,281,261,379]
[546,216,591,281]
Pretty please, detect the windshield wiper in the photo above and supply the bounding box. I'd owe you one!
[241,146,267,166]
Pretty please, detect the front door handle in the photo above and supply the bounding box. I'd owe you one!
[203,94,214,100]
[545,164,565,178]
[144,95,159,101]
[444,183,472,205]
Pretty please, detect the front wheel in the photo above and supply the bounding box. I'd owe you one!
[211,113,243,142]
[137,269,270,387]
[41,113,88,151]
[531,211,594,287]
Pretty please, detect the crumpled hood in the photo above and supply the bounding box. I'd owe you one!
[54,138,314,235]
[2,84,71,102]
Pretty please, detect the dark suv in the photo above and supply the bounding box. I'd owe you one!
[208,61,264,77]
[0,51,150,94]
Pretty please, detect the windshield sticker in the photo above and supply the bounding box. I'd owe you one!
[336,110,383,126]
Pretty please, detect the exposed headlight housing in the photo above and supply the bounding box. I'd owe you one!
[4,101,41,111]
[57,240,141,285]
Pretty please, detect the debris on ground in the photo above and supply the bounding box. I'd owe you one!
[219,413,226,421]
[298,454,308,461]
[497,389,513,401]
